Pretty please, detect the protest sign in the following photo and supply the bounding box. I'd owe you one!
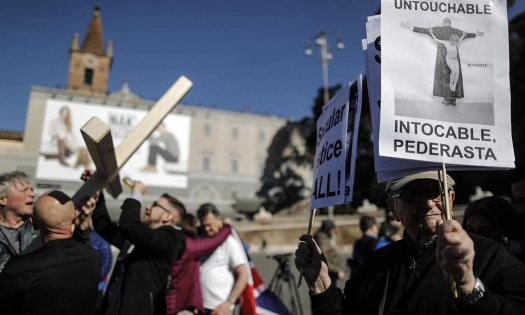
[310,84,349,210]
[344,76,363,203]
[366,16,435,172]
[379,0,514,168]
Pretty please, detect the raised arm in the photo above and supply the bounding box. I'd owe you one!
[429,29,447,45]
[186,224,231,259]
[92,191,126,249]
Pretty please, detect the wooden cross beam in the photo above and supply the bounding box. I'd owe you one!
[72,76,193,206]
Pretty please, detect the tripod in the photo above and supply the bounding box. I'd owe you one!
[267,253,304,315]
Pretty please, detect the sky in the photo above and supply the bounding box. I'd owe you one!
[1,0,524,132]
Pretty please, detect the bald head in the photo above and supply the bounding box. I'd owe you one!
[33,190,76,240]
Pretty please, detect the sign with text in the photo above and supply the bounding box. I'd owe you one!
[36,99,191,188]
[380,0,514,168]
[365,15,509,182]
[343,76,363,203]
[310,84,350,210]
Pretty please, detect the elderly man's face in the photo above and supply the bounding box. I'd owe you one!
[1,180,35,217]
[388,179,455,243]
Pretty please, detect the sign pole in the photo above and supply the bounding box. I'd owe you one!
[440,162,458,298]
[298,208,317,288]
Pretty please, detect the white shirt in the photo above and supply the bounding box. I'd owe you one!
[199,235,247,310]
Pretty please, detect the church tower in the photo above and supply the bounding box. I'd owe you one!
[66,5,113,96]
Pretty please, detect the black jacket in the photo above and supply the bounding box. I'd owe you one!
[0,238,101,315]
[0,218,92,269]
[311,233,525,314]
[93,194,185,315]
[353,234,379,267]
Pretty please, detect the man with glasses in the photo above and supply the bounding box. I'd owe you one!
[92,176,186,315]
[295,171,525,314]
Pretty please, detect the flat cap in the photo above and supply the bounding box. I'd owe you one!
[385,171,455,193]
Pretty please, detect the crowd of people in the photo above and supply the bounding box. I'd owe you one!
[1,166,525,315]
[0,170,246,315]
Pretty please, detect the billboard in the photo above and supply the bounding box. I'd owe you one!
[36,99,191,189]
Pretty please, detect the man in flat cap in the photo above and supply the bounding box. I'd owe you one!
[0,190,101,315]
[296,171,525,314]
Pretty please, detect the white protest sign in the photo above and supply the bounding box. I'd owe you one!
[380,0,514,168]
[366,16,432,172]
[365,15,509,181]
[344,77,363,202]
[310,85,349,210]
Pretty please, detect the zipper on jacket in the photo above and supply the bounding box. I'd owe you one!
[404,256,417,293]
[149,292,153,315]
[410,257,416,270]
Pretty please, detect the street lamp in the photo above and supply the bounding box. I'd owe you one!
[305,30,345,104]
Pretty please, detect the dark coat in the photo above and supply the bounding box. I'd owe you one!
[0,219,92,269]
[413,26,476,100]
[353,234,378,268]
[0,238,101,315]
[93,194,185,315]
[311,233,525,315]
[314,230,342,277]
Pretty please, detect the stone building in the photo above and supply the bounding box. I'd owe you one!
[0,6,286,218]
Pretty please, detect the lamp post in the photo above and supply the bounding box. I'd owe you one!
[305,30,345,104]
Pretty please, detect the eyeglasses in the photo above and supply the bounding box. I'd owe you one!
[390,187,452,204]
[152,201,170,213]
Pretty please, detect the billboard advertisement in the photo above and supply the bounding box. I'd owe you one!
[36,99,191,189]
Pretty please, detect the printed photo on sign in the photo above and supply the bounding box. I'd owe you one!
[395,13,493,125]
[36,99,191,188]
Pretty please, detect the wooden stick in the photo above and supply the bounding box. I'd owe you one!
[441,163,458,298]
[441,163,452,221]
[298,208,317,288]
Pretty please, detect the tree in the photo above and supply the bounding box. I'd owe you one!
[258,85,342,213]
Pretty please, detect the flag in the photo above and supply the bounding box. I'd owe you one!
[231,228,290,315]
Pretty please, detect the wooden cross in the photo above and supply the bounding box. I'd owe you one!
[72,76,192,206]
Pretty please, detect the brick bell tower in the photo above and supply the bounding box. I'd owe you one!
[66,5,113,96]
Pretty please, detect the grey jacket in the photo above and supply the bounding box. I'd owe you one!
[0,219,39,268]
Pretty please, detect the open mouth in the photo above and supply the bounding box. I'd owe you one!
[26,202,34,206]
